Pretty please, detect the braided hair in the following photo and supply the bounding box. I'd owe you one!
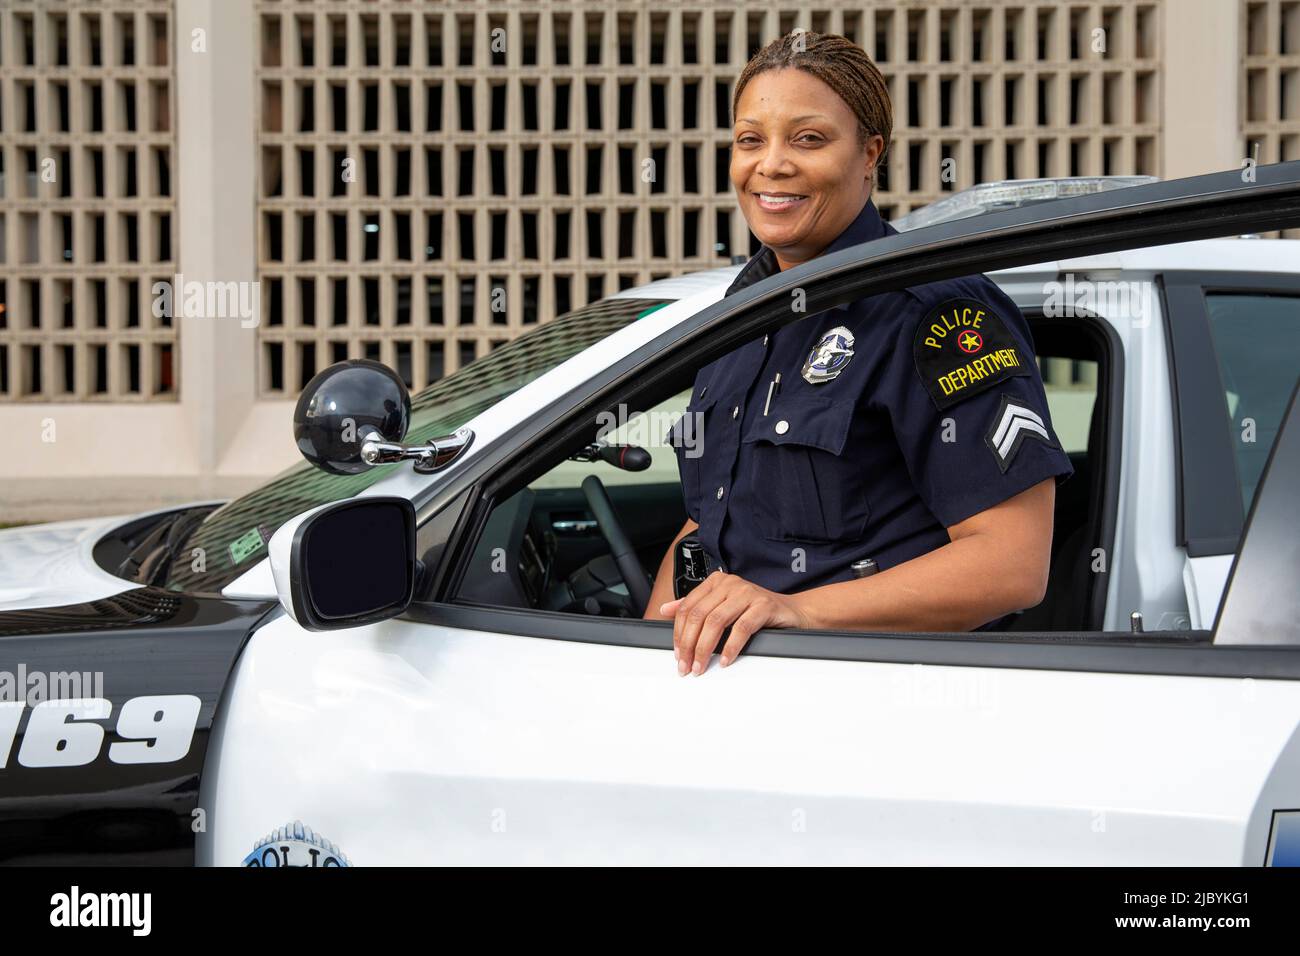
[732,31,893,179]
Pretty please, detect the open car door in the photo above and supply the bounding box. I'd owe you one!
[203,164,1300,866]
[1215,380,1300,866]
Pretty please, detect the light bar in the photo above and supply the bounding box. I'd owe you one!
[889,176,1160,232]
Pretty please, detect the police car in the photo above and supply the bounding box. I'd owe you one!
[3,166,1300,866]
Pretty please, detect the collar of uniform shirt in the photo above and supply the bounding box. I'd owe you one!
[724,199,892,315]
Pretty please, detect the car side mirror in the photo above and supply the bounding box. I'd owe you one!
[294,359,473,475]
[269,497,417,631]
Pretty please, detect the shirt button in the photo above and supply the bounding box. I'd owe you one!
[700,386,708,398]
[716,486,725,499]
[762,334,770,347]
[775,420,789,435]
[732,405,739,419]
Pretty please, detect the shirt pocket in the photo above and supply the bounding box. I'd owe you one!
[668,392,717,521]
[741,396,871,543]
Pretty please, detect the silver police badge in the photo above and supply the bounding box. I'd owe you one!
[242,820,352,867]
[801,326,855,383]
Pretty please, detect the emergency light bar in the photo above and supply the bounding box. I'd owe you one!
[890,176,1160,232]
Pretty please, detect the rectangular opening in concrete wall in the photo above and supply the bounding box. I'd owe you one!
[1247,2,1269,56]
[554,274,571,316]
[296,14,313,67]
[1284,2,1300,54]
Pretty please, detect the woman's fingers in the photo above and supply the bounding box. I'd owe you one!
[672,572,723,673]
[689,593,753,674]
[676,574,728,671]
[719,604,769,667]
[670,574,784,674]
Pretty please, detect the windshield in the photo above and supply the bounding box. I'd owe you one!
[166,296,669,593]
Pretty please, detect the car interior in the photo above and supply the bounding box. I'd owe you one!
[455,311,1117,632]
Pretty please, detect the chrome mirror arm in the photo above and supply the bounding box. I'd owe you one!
[359,426,474,474]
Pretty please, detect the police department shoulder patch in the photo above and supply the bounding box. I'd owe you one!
[912,297,1032,410]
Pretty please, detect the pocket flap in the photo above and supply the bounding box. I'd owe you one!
[742,396,855,455]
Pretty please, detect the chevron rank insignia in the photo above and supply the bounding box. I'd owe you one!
[984,394,1057,472]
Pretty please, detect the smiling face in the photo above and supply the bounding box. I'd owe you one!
[731,69,885,271]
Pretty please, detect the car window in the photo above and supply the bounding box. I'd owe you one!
[528,388,691,490]
[1204,292,1300,513]
[164,296,670,593]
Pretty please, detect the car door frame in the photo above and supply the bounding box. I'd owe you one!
[1215,375,1300,645]
[1160,269,1300,556]
[1017,306,1125,631]
[401,162,1300,678]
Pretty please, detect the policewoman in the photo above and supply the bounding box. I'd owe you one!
[644,32,1074,674]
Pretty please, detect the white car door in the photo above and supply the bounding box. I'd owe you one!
[202,596,1300,866]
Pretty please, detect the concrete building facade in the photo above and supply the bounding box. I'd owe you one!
[1,0,1296,520]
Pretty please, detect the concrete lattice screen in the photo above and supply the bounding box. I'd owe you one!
[1243,1,1300,189]
[0,0,178,403]
[0,0,1295,519]
[252,0,1170,399]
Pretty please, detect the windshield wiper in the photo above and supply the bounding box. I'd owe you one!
[116,508,211,587]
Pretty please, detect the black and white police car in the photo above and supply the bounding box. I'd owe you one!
[3,166,1300,866]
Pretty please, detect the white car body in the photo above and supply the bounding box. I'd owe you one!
[195,238,1300,865]
[0,503,226,611]
[201,608,1300,865]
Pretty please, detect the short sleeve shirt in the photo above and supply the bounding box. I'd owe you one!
[671,199,1074,598]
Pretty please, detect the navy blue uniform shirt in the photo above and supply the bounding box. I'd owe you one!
[671,199,1074,605]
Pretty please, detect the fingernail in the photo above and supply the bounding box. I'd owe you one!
[691,660,703,675]
[677,658,688,676]
[720,655,732,668]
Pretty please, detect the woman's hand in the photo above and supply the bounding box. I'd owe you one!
[659,571,809,675]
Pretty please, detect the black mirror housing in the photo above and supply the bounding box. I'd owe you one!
[276,497,418,631]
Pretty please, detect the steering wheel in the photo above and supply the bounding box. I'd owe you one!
[580,474,654,614]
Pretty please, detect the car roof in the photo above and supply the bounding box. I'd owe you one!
[991,237,1300,276]
[607,265,744,301]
